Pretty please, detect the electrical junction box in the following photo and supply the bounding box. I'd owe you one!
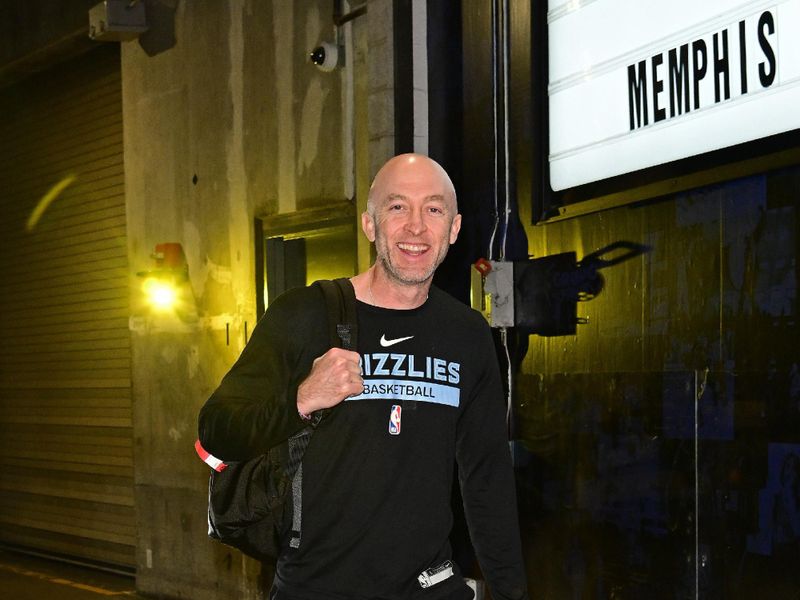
[471,260,514,327]
[89,0,148,41]
[471,259,515,327]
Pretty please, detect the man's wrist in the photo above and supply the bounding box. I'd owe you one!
[297,395,314,421]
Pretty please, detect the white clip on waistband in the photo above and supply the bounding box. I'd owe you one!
[418,560,454,588]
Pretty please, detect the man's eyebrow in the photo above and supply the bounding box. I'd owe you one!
[382,193,450,212]
[386,194,447,204]
[384,194,446,202]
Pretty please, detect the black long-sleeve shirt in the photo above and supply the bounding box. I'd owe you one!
[199,282,528,600]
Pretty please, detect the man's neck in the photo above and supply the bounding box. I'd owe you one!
[351,267,430,310]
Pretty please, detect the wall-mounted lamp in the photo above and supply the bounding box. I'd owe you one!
[137,242,188,312]
[88,0,148,42]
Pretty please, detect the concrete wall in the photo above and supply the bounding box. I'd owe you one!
[121,1,394,597]
[0,0,404,596]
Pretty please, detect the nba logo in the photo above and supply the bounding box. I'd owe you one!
[388,404,402,435]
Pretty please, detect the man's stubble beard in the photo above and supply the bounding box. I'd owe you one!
[374,225,450,286]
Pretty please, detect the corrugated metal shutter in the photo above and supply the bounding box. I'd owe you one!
[0,45,134,569]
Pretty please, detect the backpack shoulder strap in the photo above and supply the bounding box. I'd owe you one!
[286,278,357,549]
[318,278,358,351]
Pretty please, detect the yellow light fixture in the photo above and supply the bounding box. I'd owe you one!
[142,277,178,310]
[136,243,188,312]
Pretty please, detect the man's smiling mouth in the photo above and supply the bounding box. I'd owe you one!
[397,243,429,255]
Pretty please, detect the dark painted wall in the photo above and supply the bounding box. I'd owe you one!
[519,168,800,599]
[462,1,800,598]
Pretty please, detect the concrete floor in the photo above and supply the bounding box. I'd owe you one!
[0,549,147,599]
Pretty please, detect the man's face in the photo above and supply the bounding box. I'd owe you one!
[363,158,461,286]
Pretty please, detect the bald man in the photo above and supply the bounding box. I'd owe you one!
[199,154,528,600]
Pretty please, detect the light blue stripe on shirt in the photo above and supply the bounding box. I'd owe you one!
[347,379,460,407]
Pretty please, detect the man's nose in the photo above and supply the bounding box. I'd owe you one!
[404,208,426,235]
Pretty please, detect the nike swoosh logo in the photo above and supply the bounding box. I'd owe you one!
[380,334,414,347]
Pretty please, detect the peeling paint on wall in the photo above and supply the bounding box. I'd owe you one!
[273,0,296,212]
[227,0,252,313]
[182,219,206,298]
[160,345,178,364]
[168,423,189,442]
[303,3,321,54]
[205,257,233,285]
[298,77,330,176]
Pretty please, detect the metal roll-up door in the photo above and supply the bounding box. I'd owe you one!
[0,44,134,569]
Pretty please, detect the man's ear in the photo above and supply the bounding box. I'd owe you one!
[449,214,462,244]
[362,211,376,242]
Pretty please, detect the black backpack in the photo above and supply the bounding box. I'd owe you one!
[195,278,357,562]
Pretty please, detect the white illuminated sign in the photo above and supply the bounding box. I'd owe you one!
[548,0,800,191]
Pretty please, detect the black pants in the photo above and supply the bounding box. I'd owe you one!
[269,584,474,600]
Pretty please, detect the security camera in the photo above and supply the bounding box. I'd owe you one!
[309,41,339,72]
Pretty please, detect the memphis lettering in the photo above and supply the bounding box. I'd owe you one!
[627,10,777,131]
[347,353,462,407]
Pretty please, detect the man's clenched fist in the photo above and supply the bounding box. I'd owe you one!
[296,348,363,416]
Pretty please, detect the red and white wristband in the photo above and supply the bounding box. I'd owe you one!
[194,439,228,472]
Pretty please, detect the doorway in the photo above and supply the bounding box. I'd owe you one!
[256,203,358,315]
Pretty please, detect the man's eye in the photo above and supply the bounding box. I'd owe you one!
[428,206,443,214]
[389,204,403,211]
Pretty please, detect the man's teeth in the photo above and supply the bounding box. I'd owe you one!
[398,243,428,253]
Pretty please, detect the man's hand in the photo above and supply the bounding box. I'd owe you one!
[297,348,363,416]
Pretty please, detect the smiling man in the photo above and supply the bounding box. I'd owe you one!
[361,154,460,292]
[199,154,529,600]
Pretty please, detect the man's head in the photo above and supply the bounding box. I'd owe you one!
[362,154,461,286]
